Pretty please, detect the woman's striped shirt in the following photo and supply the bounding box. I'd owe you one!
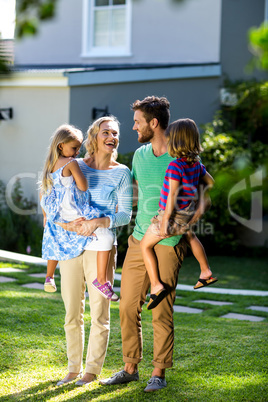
[78,159,133,235]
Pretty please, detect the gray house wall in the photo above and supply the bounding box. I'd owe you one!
[69,75,220,154]
[15,0,83,65]
[220,0,267,82]
[15,0,221,66]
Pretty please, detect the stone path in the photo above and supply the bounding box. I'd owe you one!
[0,250,267,323]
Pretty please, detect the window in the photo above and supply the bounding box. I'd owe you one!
[82,0,131,57]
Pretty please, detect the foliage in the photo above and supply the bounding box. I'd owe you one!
[248,22,268,71]
[15,0,58,38]
[0,179,43,256]
[199,80,268,251]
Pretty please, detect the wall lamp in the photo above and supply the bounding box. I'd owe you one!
[0,108,13,120]
[92,106,109,120]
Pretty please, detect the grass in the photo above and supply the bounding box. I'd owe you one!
[0,256,267,401]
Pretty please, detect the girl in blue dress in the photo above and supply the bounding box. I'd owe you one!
[40,124,118,301]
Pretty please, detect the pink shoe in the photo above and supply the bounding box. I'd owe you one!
[91,278,119,301]
[44,276,57,292]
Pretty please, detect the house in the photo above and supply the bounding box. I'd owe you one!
[0,0,267,206]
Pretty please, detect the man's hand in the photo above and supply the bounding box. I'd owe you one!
[159,217,169,237]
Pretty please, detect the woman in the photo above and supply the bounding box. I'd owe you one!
[56,116,132,386]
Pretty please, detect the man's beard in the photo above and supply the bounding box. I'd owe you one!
[138,126,154,143]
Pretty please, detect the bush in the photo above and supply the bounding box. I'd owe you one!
[199,88,268,252]
[0,179,43,256]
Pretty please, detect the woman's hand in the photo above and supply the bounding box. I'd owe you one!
[76,219,99,237]
[57,217,85,232]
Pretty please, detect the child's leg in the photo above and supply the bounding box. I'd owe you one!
[44,260,58,292]
[93,250,119,301]
[185,231,213,284]
[96,251,111,285]
[46,260,58,278]
[140,226,165,295]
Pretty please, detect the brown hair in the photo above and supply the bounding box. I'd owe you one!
[85,115,120,160]
[131,96,170,129]
[166,118,203,163]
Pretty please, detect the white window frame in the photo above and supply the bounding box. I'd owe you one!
[82,0,132,58]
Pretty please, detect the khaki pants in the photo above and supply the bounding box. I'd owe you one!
[120,235,187,369]
[59,247,117,375]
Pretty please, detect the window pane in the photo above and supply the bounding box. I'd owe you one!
[111,9,126,46]
[113,0,126,5]
[95,0,109,6]
[94,10,109,46]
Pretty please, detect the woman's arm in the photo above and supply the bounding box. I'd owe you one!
[107,168,133,228]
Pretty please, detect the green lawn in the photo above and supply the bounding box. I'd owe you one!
[0,257,267,401]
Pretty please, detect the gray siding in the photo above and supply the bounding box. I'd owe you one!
[220,0,267,81]
[69,76,220,154]
[15,0,221,66]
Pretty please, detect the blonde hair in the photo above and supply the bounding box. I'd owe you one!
[85,115,120,161]
[166,118,203,163]
[40,124,83,194]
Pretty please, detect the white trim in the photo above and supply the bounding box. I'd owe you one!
[81,0,132,58]
[265,0,268,21]
[0,71,68,87]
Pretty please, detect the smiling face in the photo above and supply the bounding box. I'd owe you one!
[97,120,119,154]
[133,109,154,143]
[58,138,82,158]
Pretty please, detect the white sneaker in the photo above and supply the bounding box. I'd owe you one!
[44,276,57,292]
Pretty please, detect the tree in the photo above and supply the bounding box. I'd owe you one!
[15,0,58,38]
[248,22,268,71]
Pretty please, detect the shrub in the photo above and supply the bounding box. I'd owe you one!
[0,179,43,256]
[199,107,268,252]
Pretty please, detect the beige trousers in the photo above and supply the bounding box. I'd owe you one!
[59,247,117,375]
[120,235,187,369]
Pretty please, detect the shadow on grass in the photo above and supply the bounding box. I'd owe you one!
[0,380,145,402]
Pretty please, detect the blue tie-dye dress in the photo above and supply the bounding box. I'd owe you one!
[41,161,101,261]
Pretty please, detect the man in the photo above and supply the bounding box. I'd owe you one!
[100,96,188,392]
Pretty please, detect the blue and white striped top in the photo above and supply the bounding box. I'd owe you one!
[78,159,133,235]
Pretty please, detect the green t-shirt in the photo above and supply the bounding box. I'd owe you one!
[132,143,181,246]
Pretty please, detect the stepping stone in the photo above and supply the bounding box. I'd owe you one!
[0,268,23,273]
[29,273,59,278]
[173,305,203,314]
[0,276,16,283]
[176,284,268,296]
[21,283,44,290]
[247,306,268,313]
[194,299,233,306]
[221,313,265,322]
